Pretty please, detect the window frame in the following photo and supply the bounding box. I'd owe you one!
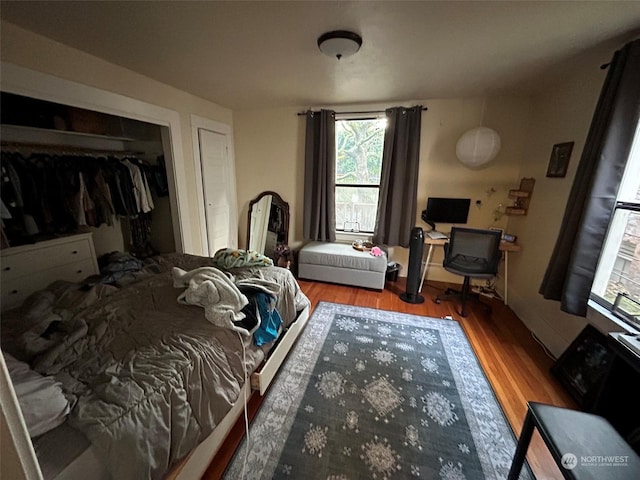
[334,113,386,234]
[590,120,640,330]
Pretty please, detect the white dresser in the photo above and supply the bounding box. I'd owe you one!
[1,233,99,311]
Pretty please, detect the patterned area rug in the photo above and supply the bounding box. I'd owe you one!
[225,302,532,479]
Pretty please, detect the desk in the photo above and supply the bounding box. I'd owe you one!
[419,237,520,305]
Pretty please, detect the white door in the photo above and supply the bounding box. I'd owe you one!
[198,128,236,256]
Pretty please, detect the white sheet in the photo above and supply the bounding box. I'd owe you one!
[3,352,70,438]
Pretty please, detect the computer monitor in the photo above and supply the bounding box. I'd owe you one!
[421,197,471,231]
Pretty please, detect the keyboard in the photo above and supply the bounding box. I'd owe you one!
[427,230,448,240]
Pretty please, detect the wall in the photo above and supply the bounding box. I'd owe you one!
[0,21,233,255]
[234,98,530,284]
[234,107,305,251]
[410,96,530,285]
[506,40,619,358]
[0,22,236,477]
[233,41,631,360]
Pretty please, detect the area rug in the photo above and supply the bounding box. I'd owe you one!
[224,302,531,479]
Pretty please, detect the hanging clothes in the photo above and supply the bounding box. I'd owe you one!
[0,150,167,248]
[123,159,151,214]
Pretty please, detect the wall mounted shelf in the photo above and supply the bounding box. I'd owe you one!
[506,177,535,215]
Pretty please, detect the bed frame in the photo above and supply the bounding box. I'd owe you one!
[167,303,310,479]
[0,304,311,480]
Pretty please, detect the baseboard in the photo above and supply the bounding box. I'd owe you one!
[507,288,570,359]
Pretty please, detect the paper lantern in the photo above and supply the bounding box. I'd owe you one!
[456,127,501,168]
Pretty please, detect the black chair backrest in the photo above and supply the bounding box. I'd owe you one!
[444,227,503,275]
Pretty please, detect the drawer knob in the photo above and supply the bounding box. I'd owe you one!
[72,250,78,254]
[77,270,83,274]
[3,266,10,271]
[10,289,18,294]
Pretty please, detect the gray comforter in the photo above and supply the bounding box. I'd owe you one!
[2,253,310,480]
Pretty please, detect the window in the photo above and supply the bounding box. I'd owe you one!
[335,116,386,233]
[591,120,640,329]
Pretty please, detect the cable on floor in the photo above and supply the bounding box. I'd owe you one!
[530,330,557,361]
[236,330,250,479]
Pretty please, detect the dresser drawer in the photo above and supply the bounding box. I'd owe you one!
[1,236,95,282]
[1,258,98,311]
[1,233,99,311]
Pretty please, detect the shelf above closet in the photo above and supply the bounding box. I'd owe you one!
[1,124,138,143]
[1,91,162,143]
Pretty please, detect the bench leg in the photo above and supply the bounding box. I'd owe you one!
[507,409,536,480]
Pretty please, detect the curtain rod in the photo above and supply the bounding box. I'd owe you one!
[297,107,428,116]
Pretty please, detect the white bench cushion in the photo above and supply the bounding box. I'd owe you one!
[299,241,387,272]
[298,242,387,290]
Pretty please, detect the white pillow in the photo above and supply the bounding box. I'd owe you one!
[3,352,70,437]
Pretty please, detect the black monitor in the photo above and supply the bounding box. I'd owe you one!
[421,197,471,230]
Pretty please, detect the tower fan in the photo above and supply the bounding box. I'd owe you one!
[400,227,425,304]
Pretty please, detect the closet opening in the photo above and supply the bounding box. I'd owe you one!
[0,91,176,259]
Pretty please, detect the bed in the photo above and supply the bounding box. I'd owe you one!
[0,251,311,480]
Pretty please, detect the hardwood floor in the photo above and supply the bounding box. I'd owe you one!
[204,278,577,479]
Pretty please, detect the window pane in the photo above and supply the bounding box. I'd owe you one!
[335,118,385,185]
[617,120,640,203]
[592,209,640,308]
[335,186,379,232]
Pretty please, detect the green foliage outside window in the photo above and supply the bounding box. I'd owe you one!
[335,118,386,232]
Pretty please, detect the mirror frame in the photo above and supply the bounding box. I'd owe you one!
[247,191,289,254]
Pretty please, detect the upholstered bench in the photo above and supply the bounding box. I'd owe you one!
[298,241,387,290]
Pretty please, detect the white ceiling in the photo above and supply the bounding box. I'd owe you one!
[2,1,640,111]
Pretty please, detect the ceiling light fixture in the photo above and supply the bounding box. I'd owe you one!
[317,30,362,60]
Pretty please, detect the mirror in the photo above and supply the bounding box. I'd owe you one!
[247,191,289,260]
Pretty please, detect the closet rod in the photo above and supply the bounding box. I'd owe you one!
[0,141,144,157]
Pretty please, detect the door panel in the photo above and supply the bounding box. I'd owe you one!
[198,128,234,256]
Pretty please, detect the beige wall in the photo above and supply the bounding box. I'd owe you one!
[234,108,305,250]
[234,97,530,282]
[507,41,616,358]
[233,41,628,360]
[409,96,530,284]
[1,11,630,377]
[0,23,239,477]
[0,21,233,254]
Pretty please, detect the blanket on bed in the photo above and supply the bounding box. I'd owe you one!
[171,266,282,336]
[1,253,311,480]
[212,247,274,269]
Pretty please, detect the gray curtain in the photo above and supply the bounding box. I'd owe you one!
[303,109,336,242]
[539,38,640,316]
[374,106,423,247]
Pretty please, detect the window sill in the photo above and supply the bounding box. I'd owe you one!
[335,231,373,243]
[587,299,639,335]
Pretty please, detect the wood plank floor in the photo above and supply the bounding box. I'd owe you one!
[204,278,577,479]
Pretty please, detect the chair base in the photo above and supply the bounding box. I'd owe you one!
[434,276,491,317]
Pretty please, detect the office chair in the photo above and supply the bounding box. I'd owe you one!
[434,227,502,317]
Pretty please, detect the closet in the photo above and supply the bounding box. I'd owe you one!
[0,92,175,262]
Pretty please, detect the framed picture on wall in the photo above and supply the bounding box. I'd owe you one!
[551,324,614,410]
[546,141,574,178]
